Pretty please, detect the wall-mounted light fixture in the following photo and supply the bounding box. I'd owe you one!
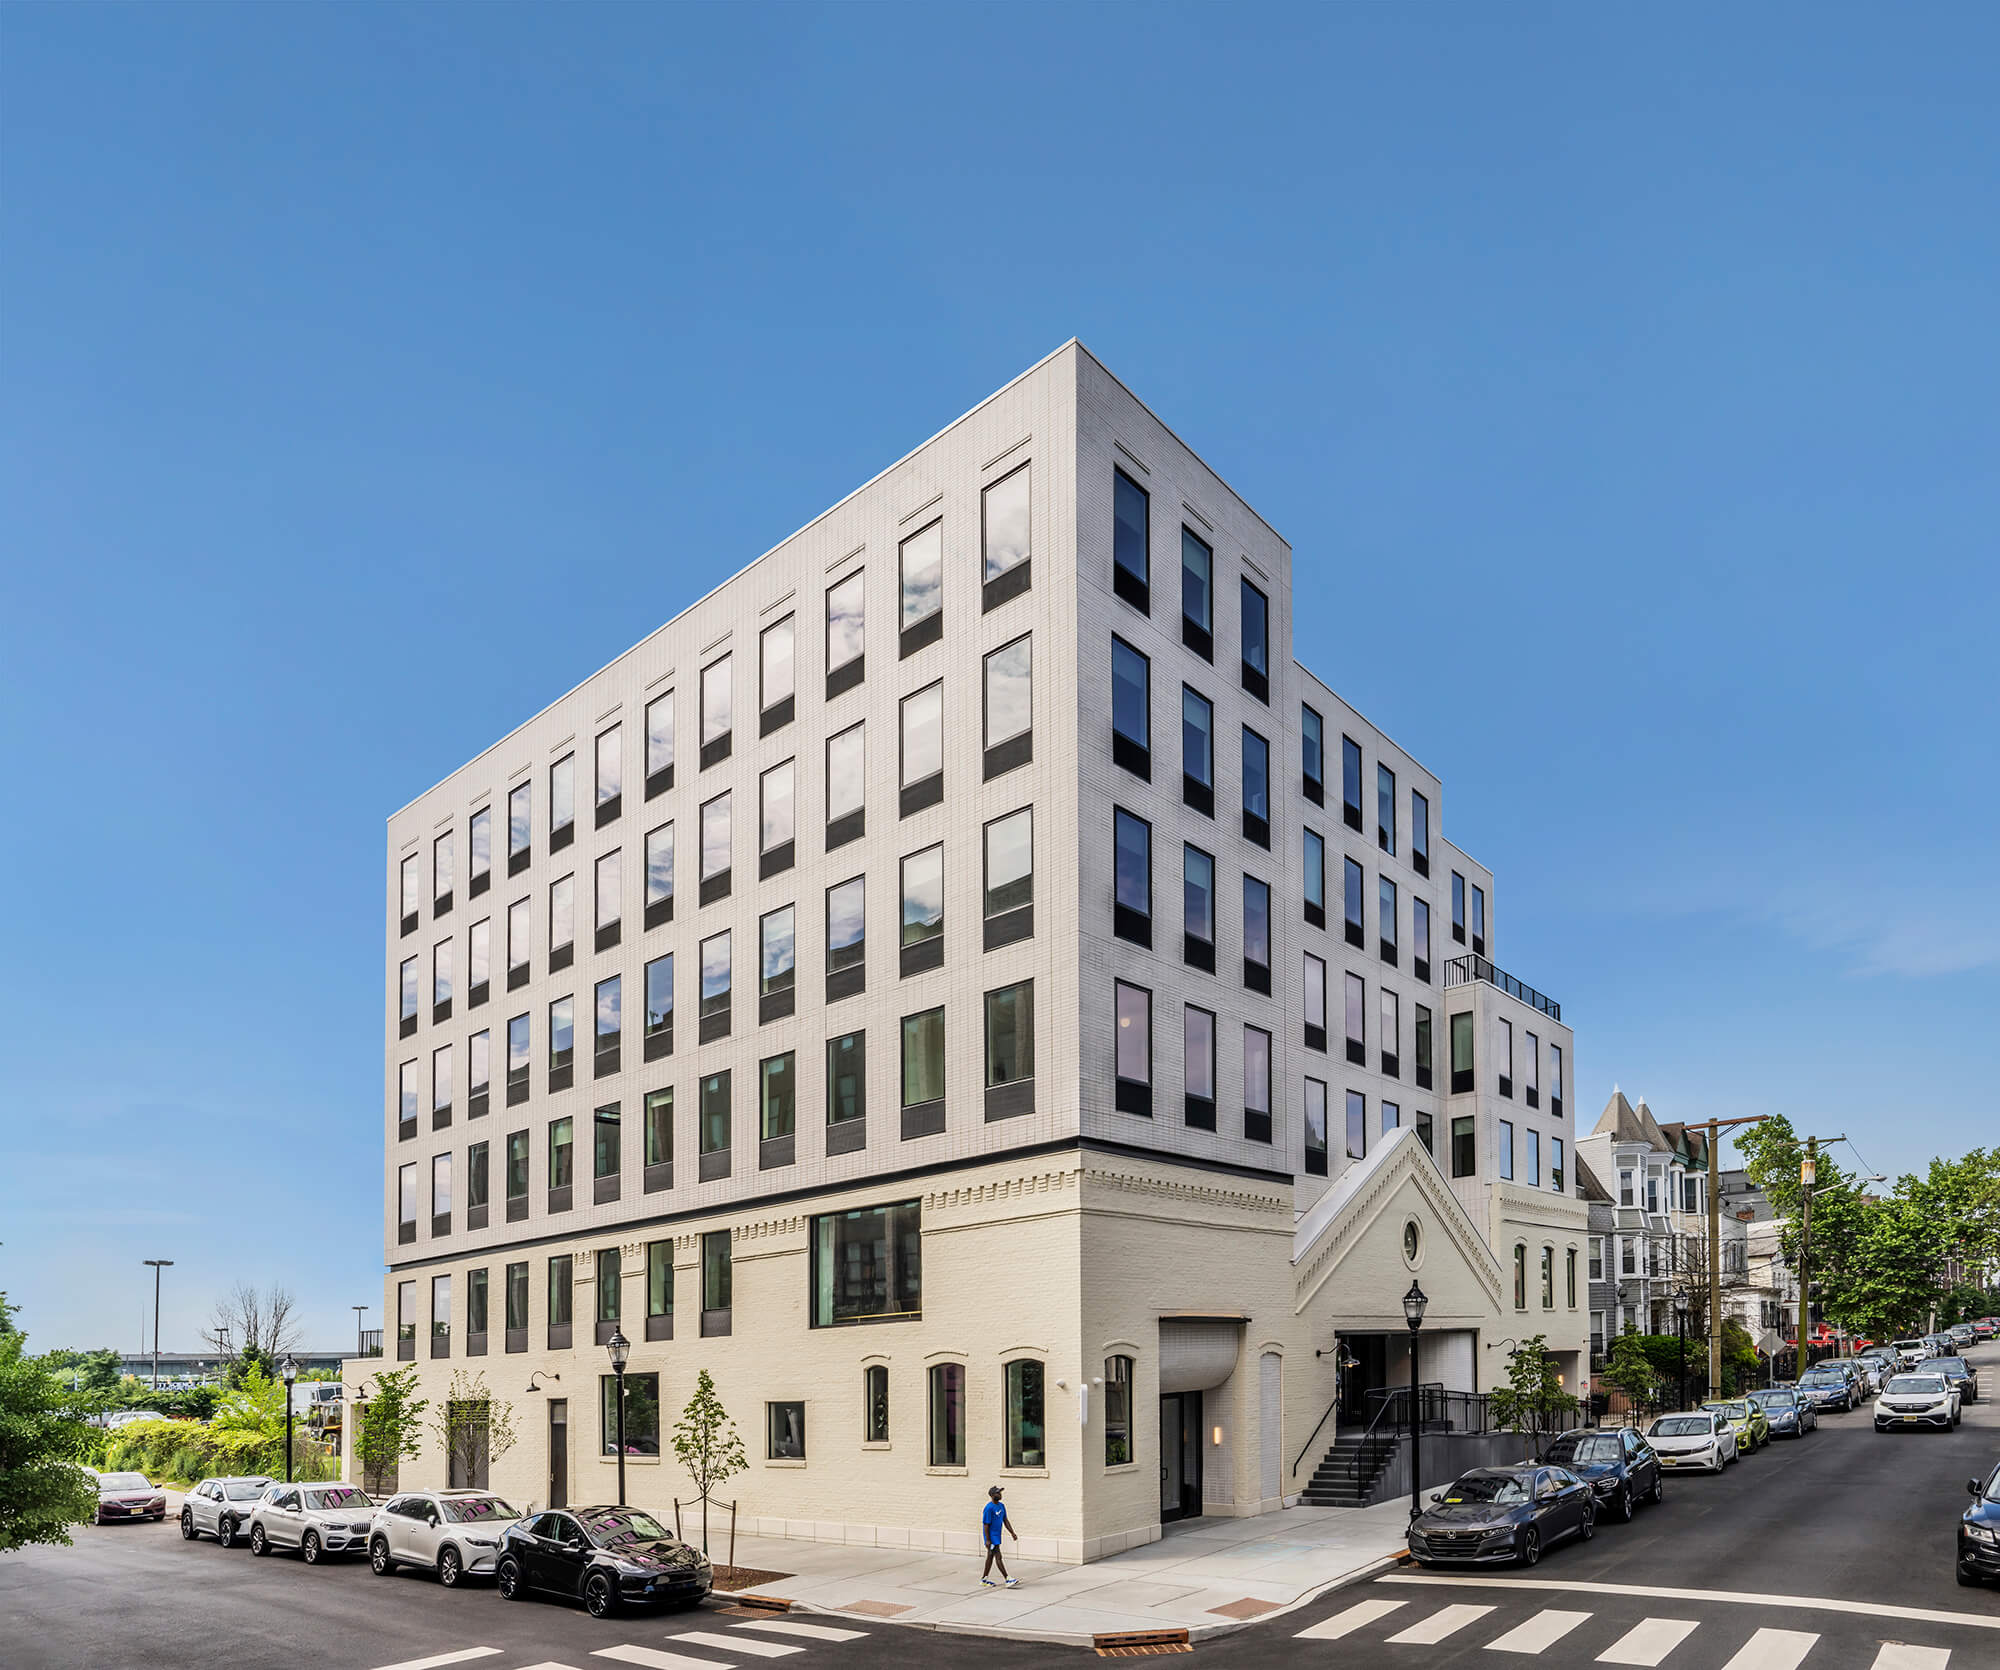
[1211,1425,1223,1447]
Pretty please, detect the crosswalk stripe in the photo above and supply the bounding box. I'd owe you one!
[1870,1650,1950,1670]
[1295,1598,1407,1640]
[515,1663,589,1670]
[669,1633,800,1659]
[594,1648,734,1670]
[1597,1619,1700,1666]
[1719,1629,1819,1670]
[1486,1610,1592,1654]
[1388,1604,1497,1645]
[368,1652,503,1670]
[732,1621,871,1644]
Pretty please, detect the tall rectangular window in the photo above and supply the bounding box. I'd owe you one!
[1550,1045,1563,1116]
[549,874,575,961]
[1181,686,1214,815]
[1180,525,1212,656]
[929,1362,966,1467]
[1524,1031,1540,1107]
[699,1070,731,1158]
[507,897,530,984]
[1524,1127,1541,1187]
[550,754,575,842]
[827,1030,865,1128]
[505,1129,529,1204]
[595,850,621,948]
[1112,468,1149,611]
[506,1014,530,1103]
[504,1261,528,1345]
[1413,897,1431,981]
[432,1274,452,1349]
[508,781,531,868]
[1498,1018,1514,1097]
[1452,1115,1475,1178]
[399,956,418,1026]
[1450,1010,1475,1094]
[985,981,1033,1089]
[1377,763,1396,855]
[644,1088,672,1178]
[1379,876,1398,965]
[594,975,620,1076]
[1342,736,1364,833]
[900,844,944,968]
[826,570,865,695]
[433,938,454,1015]
[760,613,795,729]
[760,905,796,1004]
[1303,828,1326,927]
[1239,578,1269,701]
[826,876,866,983]
[1244,1025,1272,1143]
[1005,1358,1045,1468]
[1301,704,1325,805]
[1242,874,1271,994]
[433,832,455,909]
[899,681,943,811]
[1110,636,1150,778]
[702,1230,732,1323]
[469,1029,490,1109]
[699,931,732,1037]
[549,1115,574,1191]
[899,518,944,652]
[1471,883,1486,956]
[1415,1003,1433,1090]
[1411,788,1430,875]
[432,1044,453,1121]
[645,822,674,926]
[1498,1119,1515,1180]
[1381,1099,1400,1136]
[645,688,674,795]
[594,1102,621,1184]
[548,1254,573,1336]
[760,759,795,871]
[1345,1089,1366,1161]
[699,792,731,898]
[644,954,673,1055]
[1182,845,1216,971]
[901,1006,945,1113]
[400,853,419,929]
[1241,727,1270,847]
[700,653,732,768]
[811,1199,923,1327]
[1551,1136,1565,1193]
[596,1247,622,1325]
[467,1265,488,1337]
[1343,857,1365,949]
[1113,809,1152,946]
[823,722,866,854]
[397,1163,417,1242]
[1380,988,1399,1076]
[596,723,622,818]
[1304,1078,1329,1175]
[1183,1005,1215,1128]
[1452,871,1467,944]
[468,918,490,1002]
[982,635,1032,778]
[983,462,1031,605]
[983,808,1032,947]
[1344,972,1366,1065]
[1304,952,1328,1051]
[760,1051,796,1145]
[1114,981,1152,1116]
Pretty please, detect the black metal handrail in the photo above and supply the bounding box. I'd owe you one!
[1442,954,1560,1020]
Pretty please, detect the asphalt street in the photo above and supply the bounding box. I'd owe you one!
[5,1343,1995,1670]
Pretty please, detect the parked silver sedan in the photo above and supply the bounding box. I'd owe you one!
[368,1488,525,1586]
[248,1483,377,1563]
[180,1475,273,1546]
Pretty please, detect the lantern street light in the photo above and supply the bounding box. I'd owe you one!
[280,1355,300,1482]
[606,1328,632,1507]
[1402,1280,1429,1524]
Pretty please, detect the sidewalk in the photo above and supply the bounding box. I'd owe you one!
[717,1498,1413,1646]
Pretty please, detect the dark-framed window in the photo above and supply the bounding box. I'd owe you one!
[548,995,574,1085]
[548,1114,574,1192]
[1113,808,1152,947]
[595,851,621,952]
[1241,726,1270,848]
[825,720,865,848]
[1242,874,1271,994]
[826,875,866,997]
[1104,1355,1133,1465]
[701,1230,732,1334]
[505,1261,528,1348]
[982,634,1032,779]
[700,652,732,769]
[1414,1003,1433,1090]
[1004,1358,1046,1468]
[759,1050,796,1164]
[1413,897,1431,983]
[1452,871,1467,944]
[1304,1078,1329,1176]
[1301,704,1325,805]
[760,904,796,1021]
[1183,844,1216,972]
[1498,1017,1514,1098]
[810,1198,921,1327]
[899,517,944,655]
[647,1239,673,1337]
[548,1253,573,1342]
[549,874,575,967]
[900,844,943,974]
[1110,636,1150,779]
[827,1030,865,1134]
[1377,763,1396,855]
[399,852,420,935]
[901,1006,946,1134]
[1243,1024,1272,1143]
[1181,686,1214,816]
[1343,857,1365,949]
[644,953,673,1058]
[1304,952,1327,1052]
[699,1069,731,1171]
[507,780,532,872]
[468,1028,490,1117]
[469,806,491,897]
[899,681,944,813]
[1183,1005,1216,1129]
[645,687,675,797]
[596,1246,621,1325]
[982,807,1033,950]
[1380,987,1399,1077]
[1112,468,1150,612]
[1471,883,1486,957]
[1238,578,1269,702]
[698,931,731,1041]
[433,830,454,914]
[1303,828,1326,928]
[505,1130,529,1209]
[643,1088,672,1192]
[592,1101,620,1188]
[760,612,795,734]
[1411,788,1430,876]
[985,980,1033,1100]
[549,753,575,847]
[1450,1010,1475,1094]
[596,722,622,826]
[1379,875,1398,966]
[1114,981,1152,1117]
[760,759,795,877]
[982,459,1032,610]
[1180,525,1212,657]
[699,790,731,903]
[602,1372,660,1457]
[826,569,865,697]
[929,1362,965,1466]
[507,897,530,987]
[1344,971,1365,1065]
[1342,736,1364,833]
[1345,1089,1366,1162]
[767,1401,806,1461]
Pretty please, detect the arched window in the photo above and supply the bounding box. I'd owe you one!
[1104,1356,1134,1466]
[1513,1244,1527,1310]
[1540,1247,1555,1309]
[1004,1359,1045,1468]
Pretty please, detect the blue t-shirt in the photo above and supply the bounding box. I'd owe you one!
[982,1501,1007,1545]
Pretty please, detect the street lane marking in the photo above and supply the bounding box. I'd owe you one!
[1379,1575,2000,1633]
[1486,1610,1592,1654]
[669,1634,800,1659]
[1597,1619,1700,1666]
[1719,1629,1819,1670]
[1387,1604,1496,1644]
[732,1621,871,1643]
[1872,1649,1952,1670]
[1295,1598,1407,1639]
[368,1653,503,1670]
[594,1649,733,1670]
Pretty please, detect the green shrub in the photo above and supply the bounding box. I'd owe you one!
[104,1420,338,1485]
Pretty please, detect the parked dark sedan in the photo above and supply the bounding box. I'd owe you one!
[91,1470,167,1524]
[1407,1465,1596,1568]
[1919,1356,1980,1404]
[496,1505,712,1618]
[1960,1461,2000,1588]
[1540,1428,1666,1522]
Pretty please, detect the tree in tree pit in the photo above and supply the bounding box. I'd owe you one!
[354,1367,429,1496]
[430,1371,519,1491]
[1598,1325,1662,1421]
[1488,1334,1581,1453]
[671,1368,745,1554]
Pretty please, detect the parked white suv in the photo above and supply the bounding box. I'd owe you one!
[1874,1372,1960,1432]
[248,1482,377,1563]
[181,1475,273,1546]
[368,1489,525,1586]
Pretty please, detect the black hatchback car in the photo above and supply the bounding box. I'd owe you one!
[497,1505,713,1618]
[1962,1461,2000,1588]
[1540,1427,1666,1522]
[1408,1464,1596,1567]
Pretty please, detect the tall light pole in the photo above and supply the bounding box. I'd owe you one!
[352,1306,368,1357]
[606,1328,632,1507]
[281,1354,299,1482]
[143,1260,174,1390]
[1402,1280,1429,1524]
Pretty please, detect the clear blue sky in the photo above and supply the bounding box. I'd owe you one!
[4,4,1994,1355]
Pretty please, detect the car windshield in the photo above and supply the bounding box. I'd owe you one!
[1650,1416,1711,1436]
[97,1473,149,1490]
[1705,1403,1748,1418]
[1757,1392,1796,1407]
[577,1507,670,1548]
[306,1487,370,1510]
[1436,1474,1528,1504]
[224,1481,268,1500]
[1886,1376,1945,1395]
[442,1496,518,1524]
[1920,1358,1966,1372]
[1545,1435,1621,1465]
[1800,1371,1841,1382]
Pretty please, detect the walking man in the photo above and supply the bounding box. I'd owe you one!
[980,1485,1019,1587]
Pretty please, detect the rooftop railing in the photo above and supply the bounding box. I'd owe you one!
[1442,953,1561,1021]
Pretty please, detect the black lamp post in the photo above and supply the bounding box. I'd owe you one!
[280,1355,299,1482]
[606,1328,631,1507]
[1675,1299,1688,1412]
[1403,1279,1429,1522]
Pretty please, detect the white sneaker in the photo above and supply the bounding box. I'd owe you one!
[981,1577,997,1587]
[1005,1577,1020,1587]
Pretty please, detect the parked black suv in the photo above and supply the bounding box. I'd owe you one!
[1541,1426,1665,1522]
[1960,1462,2000,1588]
[496,1504,711,1618]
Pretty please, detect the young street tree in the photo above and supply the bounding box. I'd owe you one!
[1598,1325,1662,1419]
[0,1322,102,1551]
[430,1371,519,1489]
[1488,1334,1581,1452]
[671,1368,745,1555]
[354,1367,429,1495]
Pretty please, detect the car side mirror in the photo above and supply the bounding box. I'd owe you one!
[1972,1479,1985,1497]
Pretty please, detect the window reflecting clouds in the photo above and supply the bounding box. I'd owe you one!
[901,846,943,946]
[826,572,865,671]
[700,793,731,881]
[900,520,943,628]
[983,463,1030,581]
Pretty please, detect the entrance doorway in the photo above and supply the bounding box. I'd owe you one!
[1159,1391,1203,1523]
[547,1399,568,1509]
[1338,1335,1390,1421]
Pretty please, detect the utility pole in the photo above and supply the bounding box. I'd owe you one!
[143,1260,174,1391]
[1797,1139,1816,1377]
[1703,1116,1774,1395]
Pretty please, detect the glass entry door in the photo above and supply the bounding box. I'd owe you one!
[1159,1390,1203,1523]
[548,1399,569,1508]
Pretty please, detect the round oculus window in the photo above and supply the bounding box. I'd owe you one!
[1404,1221,1422,1263]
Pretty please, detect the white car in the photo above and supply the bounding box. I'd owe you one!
[181,1475,274,1546]
[1874,1372,1960,1432]
[1646,1410,1739,1473]
[1891,1339,1929,1369]
[368,1489,525,1586]
[248,1482,378,1563]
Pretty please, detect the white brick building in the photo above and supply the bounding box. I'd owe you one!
[352,342,1585,1562]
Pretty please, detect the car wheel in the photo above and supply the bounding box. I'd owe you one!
[584,1572,617,1618]
[497,1557,525,1600]
[216,1518,236,1549]
[250,1526,268,1557]
[1580,1510,1596,1542]
[1518,1527,1541,1566]
[370,1538,394,1576]
[1957,1564,1982,1588]
[438,1547,463,1588]
[1649,1473,1665,1505]
[1616,1487,1634,1523]
[302,1532,322,1566]
[181,1512,197,1540]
